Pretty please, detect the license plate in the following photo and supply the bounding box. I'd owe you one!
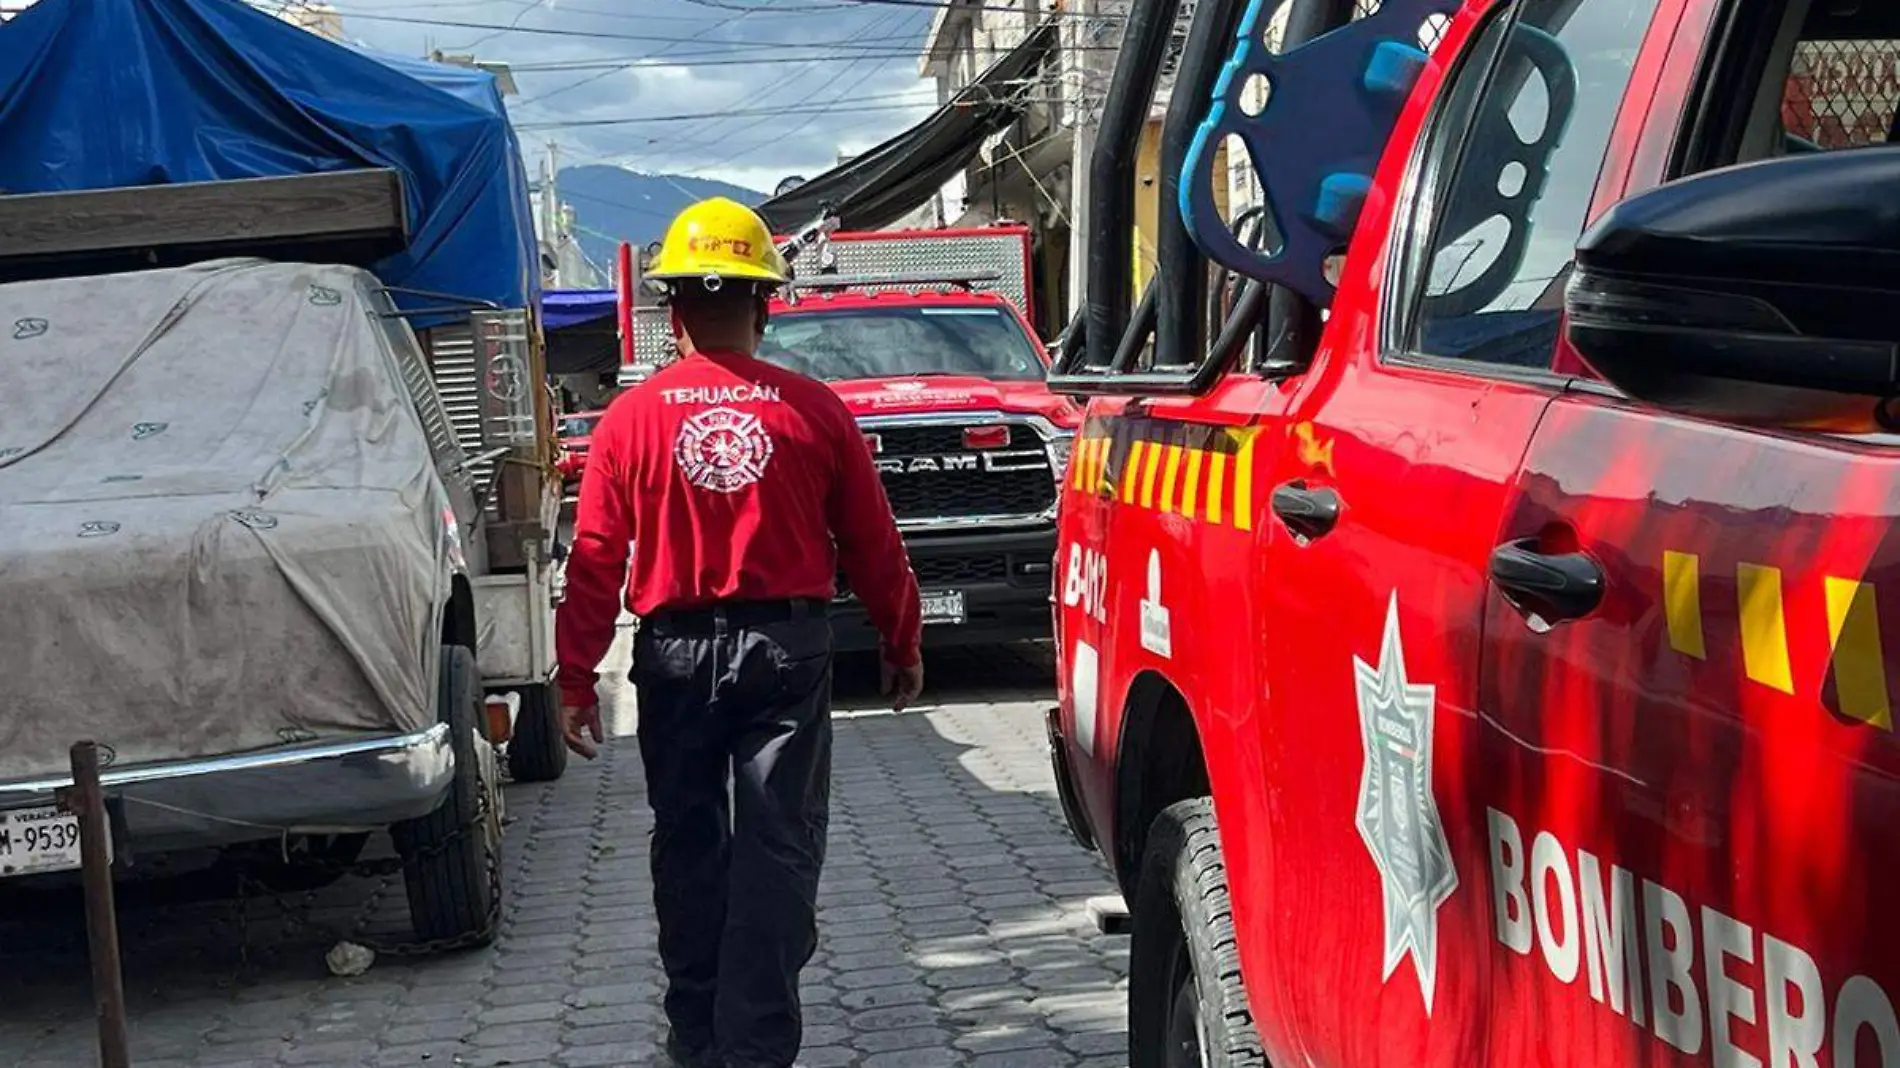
[921,590,966,626]
[0,804,94,878]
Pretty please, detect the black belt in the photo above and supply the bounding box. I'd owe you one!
[643,598,829,635]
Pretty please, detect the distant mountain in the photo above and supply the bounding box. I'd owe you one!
[559,165,765,275]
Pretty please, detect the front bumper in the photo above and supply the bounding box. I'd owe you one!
[830,527,1056,652]
[0,725,455,856]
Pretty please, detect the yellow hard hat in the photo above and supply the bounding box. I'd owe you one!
[648,197,788,286]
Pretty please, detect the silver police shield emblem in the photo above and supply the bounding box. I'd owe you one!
[1352,592,1457,1013]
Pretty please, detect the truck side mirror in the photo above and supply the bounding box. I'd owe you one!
[1566,146,1900,433]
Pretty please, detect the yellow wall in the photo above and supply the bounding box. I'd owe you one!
[1131,119,1228,303]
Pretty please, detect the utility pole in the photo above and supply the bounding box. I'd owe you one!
[541,139,562,287]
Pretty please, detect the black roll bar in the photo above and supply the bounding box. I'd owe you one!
[1156,0,1252,372]
[1082,0,1180,375]
[1054,0,1361,396]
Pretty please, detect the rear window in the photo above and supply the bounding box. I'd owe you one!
[1782,38,1900,149]
[758,305,1046,383]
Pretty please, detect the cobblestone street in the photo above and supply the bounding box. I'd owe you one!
[0,643,1131,1067]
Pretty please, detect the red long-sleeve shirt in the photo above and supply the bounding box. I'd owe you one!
[555,348,922,708]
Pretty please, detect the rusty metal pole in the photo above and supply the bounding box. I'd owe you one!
[68,740,130,1068]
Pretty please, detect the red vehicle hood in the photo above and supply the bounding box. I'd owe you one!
[826,376,1084,428]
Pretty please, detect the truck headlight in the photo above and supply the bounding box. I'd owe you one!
[1045,432,1076,479]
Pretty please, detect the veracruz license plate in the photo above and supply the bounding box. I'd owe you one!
[0,804,91,878]
[921,590,966,626]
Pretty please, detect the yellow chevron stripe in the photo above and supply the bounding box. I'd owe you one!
[1233,430,1257,531]
[1090,438,1110,495]
[1070,439,1089,490]
[1158,445,1184,514]
[1182,448,1204,518]
[1662,551,1706,660]
[1826,577,1892,730]
[1206,452,1228,526]
[1139,439,1162,509]
[1738,563,1795,694]
[1121,440,1144,504]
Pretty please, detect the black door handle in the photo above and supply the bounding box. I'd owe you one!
[1489,538,1604,627]
[1270,481,1342,542]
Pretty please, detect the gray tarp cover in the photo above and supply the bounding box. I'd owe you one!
[0,260,450,781]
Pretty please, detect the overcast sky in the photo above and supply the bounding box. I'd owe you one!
[331,0,943,194]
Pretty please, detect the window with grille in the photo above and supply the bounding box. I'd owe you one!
[1782,39,1900,149]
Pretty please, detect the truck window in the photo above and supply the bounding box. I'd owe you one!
[1730,1,1900,162]
[758,304,1047,383]
[1402,0,1661,370]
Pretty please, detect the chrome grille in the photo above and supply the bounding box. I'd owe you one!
[864,417,1057,526]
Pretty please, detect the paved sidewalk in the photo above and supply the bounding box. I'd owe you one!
[0,645,1131,1067]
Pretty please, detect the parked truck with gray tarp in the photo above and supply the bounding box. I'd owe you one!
[0,0,568,945]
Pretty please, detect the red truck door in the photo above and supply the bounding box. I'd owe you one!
[1239,0,1677,1064]
[1478,4,1900,1064]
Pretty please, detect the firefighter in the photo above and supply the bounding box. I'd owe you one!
[553,196,925,1068]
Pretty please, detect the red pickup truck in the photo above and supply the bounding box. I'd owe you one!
[761,285,1080,649]
[1049,0,1900,1065]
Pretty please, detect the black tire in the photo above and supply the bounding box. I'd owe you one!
[392,644,501,946]
[1129,798,1266,1068]
[505,681,568,783]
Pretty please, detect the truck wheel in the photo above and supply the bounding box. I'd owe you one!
[505,681,568,783]
[392,644,502,946]
[1129,798,1265,1068]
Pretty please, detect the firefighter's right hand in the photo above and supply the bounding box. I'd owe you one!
[880,658,924,712]
[561,702,604,759]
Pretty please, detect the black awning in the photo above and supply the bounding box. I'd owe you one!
[756,20,1057,234]
[545,317,621,377]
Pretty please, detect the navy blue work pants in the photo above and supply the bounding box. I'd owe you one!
[633,601,833,1068]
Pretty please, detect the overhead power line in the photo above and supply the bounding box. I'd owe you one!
[682,0,1122,17]
[332,11,942,46]
[507,40,1125,73]
[362,0,850,19]
[515,94,938,131]
[519,73,1051,132]
[333,6,1120,43]
[681,11,914,171]
[515,0,762,109]
[510,50,938,72]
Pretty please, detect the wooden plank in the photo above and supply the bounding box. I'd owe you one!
[0,169,409,275]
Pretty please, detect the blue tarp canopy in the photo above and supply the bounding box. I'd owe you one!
[543,289,616,332]
[0,0,538,324]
